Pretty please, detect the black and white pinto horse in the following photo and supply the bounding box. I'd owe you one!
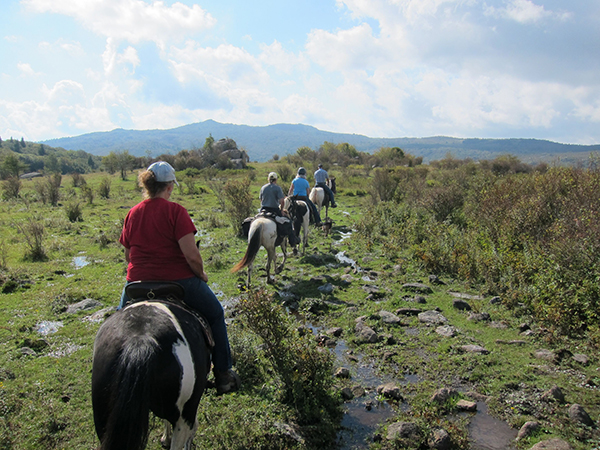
[231,216,287,286]
[92,299,210,450]
[309,177,336,220]
[283,196,310,256]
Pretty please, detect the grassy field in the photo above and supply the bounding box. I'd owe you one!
[0,164,599,449]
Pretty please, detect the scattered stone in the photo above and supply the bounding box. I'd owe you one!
[448,291,483,300]
[397,307,422,316]
[377,383,403,401]
[362,285,384,298]
[521,329,535,337]
[386,421,421,442]
[568,403,594,426]
[414,295,427,304]
[355,322,379,343]
[418,310,448,325]
[340,274,354,285]
[402,283,433,294]
[83,307,114,323]
[379,310,402,325]
[327,327,343,337]
[452,299,471,311]
[66,298,102,314]
[428,428,451,450]
[519,323,531,332]
[541,385,565,403]
[334,367,350,378]
[468,312,491,322]
[318,283,334,294]
[20,347,36,356]
[495,339,527,345]
[435,325,458,337]
[351,385,365,397]
[489,321,508,329]
[489,296,502,304]
[341,387,354,400]
[529,438,572,449]
[430,387,458,403]
[428,275,446,285]
[460,345,489,355]
[517,421,540,440]
[534,349,558,364]
[572,353,589,366]
[456,399,477,412]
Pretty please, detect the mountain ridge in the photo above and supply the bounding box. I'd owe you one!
[41,120,600,164]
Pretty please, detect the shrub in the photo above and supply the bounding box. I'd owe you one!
[65,202,83,222]
[80,185,94,204]
[223,178,255,236]
[71,172,86,188]
[1,177,21,200]
[17,217,47,261]
[97,177,111,199]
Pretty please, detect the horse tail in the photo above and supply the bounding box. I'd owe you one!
[100,337,158,450]
[231,223,262,272]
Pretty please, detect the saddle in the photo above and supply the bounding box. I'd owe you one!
[124,280,215,349]
[241,211,293,240]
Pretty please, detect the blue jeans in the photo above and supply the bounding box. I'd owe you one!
[119,277,232,372]
[316,182,335,205]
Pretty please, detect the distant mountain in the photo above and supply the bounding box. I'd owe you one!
[41,120,600,164]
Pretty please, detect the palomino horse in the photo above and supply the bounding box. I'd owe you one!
[309,177,336,220]
[284,196,310,256]
[231,216,287,286]
[92,294,210,450]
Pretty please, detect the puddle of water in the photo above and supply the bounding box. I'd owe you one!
[336,251,362,272]
[35,321,64,336]
[72,256,90,269]
[468,402,517,450]
[47,343,84,358]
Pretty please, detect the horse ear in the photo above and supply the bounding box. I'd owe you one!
[196,240,201,249]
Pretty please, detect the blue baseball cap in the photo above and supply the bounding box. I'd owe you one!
[148,161,178,186]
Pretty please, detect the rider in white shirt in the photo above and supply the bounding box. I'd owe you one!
[313,164,337,208]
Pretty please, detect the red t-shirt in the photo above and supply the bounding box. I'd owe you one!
[119,198,197,282]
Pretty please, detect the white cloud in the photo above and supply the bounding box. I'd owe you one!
[17,62,38,76]
[258,41,309,75]
[39,39,85,57]
[484,0,571,24]
[22,0,216,44]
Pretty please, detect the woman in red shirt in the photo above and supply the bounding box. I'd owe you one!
[119,161,239,394]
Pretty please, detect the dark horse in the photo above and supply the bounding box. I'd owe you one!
[92,288,211,450]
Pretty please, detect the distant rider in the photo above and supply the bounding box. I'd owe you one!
[259,172,300,246]
[314,163,337,208]
[288,167,322,226]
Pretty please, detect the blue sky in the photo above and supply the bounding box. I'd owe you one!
[1,0,599,145]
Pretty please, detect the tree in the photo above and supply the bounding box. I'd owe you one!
[2,154,28,178]
[102,152,119,175]
[115,150,137,180]
[20,137,26,148]
[45,153,61,173]
[38,144,46,156]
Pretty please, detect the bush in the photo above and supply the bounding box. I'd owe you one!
[97,177,111,199]
[1,177,21,200]
[17,217,47,261]
[223,178,255,236]
[65,202,83,222]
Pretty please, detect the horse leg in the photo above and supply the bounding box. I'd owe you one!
[247,262,253,288]
[302,215,310,256]
[169,417,198,450]
[161,420,173,448]
[267,246,277,282]
[276,239,287,273]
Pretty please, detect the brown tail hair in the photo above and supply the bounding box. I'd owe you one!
[231,223,262,272]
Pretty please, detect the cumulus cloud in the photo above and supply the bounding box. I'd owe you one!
[17,62,38,76]
[22,0,216,45]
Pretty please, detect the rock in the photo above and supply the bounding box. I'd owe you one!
[519,323,531,332]
[535,349,558,363]
[489,296,502,304]
[460,345,489,354]
[379,310,402,325]
[386,421,421,442]
[529,438,572,449]
[456,400,477,412]
[355,322,379,343]
[541,385,565,403]
[428,275,446,285]
[83,307,114,323]
[452,299,471,310]
[397,307,422,316]
[428,428,451,449]
[495,339,527,345]
[436,325,458,337]
[468,312,491,322]
[377,383,403,401]
[430,387,458,403]
[568,403,594,426]
[489,321,508,329]
[351,385,365,397]
[66,298,102,314]
[318,283,334,294]
[517,421,539,440]
[449,291,483,300]
[334,367,350,378]
[402,283,433,294]
[572,353,589,365]
[362,285,384,298]
[414,295,427,303]
[327,327,343,337]
[341,387,354,400]
[418,310,448,325]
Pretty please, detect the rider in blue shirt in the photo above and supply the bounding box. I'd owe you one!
[313,163,337,208]
[288,167,322,226]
